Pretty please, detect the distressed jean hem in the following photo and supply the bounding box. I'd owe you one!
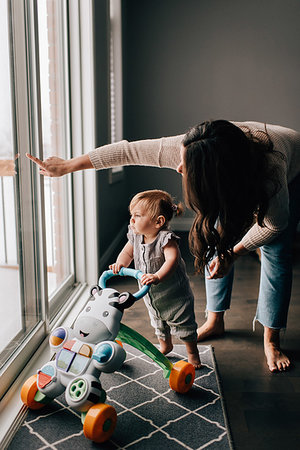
[205,308,228,317]
[253,316,286,331]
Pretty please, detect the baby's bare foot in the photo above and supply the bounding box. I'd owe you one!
[264,327,290,372]
[159,338,173,355]
[188,352,202,369]
[185,341,201,369]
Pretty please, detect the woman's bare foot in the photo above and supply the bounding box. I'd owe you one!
[185,341,201,369]
[264,327,290,372]
[197,311,225,342]
[159,337,173,355]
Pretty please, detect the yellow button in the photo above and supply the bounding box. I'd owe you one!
[79,344,93,357]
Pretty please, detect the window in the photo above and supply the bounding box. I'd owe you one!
[0,0,98,400]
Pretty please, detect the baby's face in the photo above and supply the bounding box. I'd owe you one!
[130,205,156,236]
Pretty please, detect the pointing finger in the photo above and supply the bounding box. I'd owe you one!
[26,153,46,169]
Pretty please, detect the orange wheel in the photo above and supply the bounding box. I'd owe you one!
[169,360,195,394]
[83,403,117,443]
[21,375,45,410]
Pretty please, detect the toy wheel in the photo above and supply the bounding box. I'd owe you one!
[21,375,45,410]
[169,360,195,394]
[83,403,117,443]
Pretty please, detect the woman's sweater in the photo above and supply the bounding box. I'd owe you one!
[88,121,300,251]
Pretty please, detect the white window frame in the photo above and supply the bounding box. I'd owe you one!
[69,0,98,287]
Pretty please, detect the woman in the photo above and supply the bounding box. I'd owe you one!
[26,119,300,372]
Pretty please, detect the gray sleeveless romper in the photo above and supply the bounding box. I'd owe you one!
[127,227,197,341]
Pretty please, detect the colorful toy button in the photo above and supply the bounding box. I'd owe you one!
[92,343,113,363]
[79,344,93,358]
[63,340,76,351]
[50,327,66,346]
[57,349,76,372]
[41,364,55,376]
[37,372,52,389]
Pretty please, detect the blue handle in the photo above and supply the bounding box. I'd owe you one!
[98,267,150,300]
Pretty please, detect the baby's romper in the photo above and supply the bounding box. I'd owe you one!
[127,227,198,342]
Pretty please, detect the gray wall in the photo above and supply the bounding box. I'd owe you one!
[94,0,129,266]
[94,0,300,260]
[121,0,300,198]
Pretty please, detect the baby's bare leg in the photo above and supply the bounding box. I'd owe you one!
[159,335,173,355]
[184,341,201,369]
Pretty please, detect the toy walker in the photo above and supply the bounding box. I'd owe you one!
[21,268,195,443]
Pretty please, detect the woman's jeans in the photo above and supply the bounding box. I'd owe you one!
[205,173,300,329]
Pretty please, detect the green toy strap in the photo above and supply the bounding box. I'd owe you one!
[117,323,173,378]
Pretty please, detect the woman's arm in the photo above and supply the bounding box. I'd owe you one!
[26,134,184,177]
[141,239,179,285]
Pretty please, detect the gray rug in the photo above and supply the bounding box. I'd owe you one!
[8,345,233,449]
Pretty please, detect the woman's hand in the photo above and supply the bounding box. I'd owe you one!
[26,153,93,177]
[109,263,124,274]
[141,273,160,285]
[206,255,235,279]
[207,243,248,279]
[26,154,68,177]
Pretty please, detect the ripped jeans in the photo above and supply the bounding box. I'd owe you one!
[205,173,300,329]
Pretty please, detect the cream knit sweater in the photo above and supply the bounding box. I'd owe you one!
[88,121,300,251]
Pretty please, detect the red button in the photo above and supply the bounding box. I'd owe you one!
[63,340,76,351]
[38,372,52,389]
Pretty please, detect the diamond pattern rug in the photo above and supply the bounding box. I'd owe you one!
[8,345,233,449]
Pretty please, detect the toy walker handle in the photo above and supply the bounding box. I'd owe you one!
[98,267,150,300]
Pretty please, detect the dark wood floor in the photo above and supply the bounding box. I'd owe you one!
[109,232,300,450]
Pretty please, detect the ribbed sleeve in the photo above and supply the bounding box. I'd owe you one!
[88,135,184,171]
[236,122,300,250]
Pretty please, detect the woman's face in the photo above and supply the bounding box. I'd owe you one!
[176,145,186,175]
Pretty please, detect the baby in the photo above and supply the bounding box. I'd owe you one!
[110,189,201,368]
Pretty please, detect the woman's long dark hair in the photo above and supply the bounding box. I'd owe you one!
[182,120,282,273]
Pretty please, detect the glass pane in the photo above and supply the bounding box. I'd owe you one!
[0,0,31,369]
[37,0,73,298]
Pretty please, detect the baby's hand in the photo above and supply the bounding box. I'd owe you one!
[141,273,159,285]
[109,263,123,274]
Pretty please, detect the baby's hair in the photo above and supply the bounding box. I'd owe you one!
[129,189,184,226]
